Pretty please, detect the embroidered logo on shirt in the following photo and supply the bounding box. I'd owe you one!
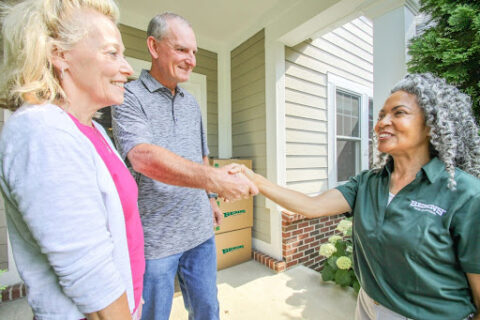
[409,200,446,216]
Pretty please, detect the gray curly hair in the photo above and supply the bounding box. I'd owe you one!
[373,73,480,189]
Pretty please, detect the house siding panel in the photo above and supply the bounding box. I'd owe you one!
[0,27,7,270]
[282,17,373,271]
[284,17,373,194]
[231,30,269,243]
[119,24,219,156]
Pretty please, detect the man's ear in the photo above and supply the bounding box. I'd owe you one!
[147,36,159,59]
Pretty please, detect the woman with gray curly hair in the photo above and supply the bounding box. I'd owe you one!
[233,73,480,320]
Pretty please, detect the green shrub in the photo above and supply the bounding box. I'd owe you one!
[319,218,360,293]
[408,0,480,122]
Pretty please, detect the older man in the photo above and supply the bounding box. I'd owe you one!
[112,12,256,320]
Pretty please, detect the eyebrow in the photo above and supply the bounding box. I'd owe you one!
[378,104,411,115]
[392,104,410,110]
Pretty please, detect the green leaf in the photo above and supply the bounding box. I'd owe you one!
[353,279,361,293]
[334,241,346,256]
[321,264,335,282]
[335,269,352,287]
[327,256,338,270]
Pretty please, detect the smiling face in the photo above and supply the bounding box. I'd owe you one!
[374,90,431,157]
[150,18,197,90]
[61,10,133,109]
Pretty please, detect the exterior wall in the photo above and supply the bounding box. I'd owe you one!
[282,17,373,270]
[231,30,270,243]
[282,212,343,270]
[195,49,219,156]
[0,27,8,270]
[119,24,219,157]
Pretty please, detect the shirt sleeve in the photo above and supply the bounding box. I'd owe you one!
[1,124,126,313]
[335,173,362,212]
[112,89,154,161]
[451,194,480,274]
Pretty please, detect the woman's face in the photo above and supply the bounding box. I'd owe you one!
[374,90,431,157]
[62,10,133,109]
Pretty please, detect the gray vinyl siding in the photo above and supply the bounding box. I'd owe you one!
[231,30,270,243]
[284,17,373,194]
[119,24,219,157]
[195,49,219,157]
[0,28,7,269]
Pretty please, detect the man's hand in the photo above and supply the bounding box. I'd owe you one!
[208,164,258,201]
[210,198,223,227]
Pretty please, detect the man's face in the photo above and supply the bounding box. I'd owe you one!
[153,19,197,89]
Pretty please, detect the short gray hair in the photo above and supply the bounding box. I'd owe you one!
[147,12,191,40]
[373,73,480,190]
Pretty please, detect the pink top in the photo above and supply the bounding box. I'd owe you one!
[69,114,145,312]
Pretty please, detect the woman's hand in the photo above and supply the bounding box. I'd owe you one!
[86,292,132,320]
[228,163,255,181]
[227,163,350,218]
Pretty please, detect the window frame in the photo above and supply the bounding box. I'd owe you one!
[327,73,373,188]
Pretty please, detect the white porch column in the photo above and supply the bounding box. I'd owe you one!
[217,48,232,158]
[252,26,286,261]
[369,1,419,118]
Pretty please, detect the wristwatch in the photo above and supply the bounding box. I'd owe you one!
[207,192,218,199]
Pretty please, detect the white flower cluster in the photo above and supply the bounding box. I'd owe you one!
[319,243,337,258]
[336,256,352,270]
[328,235,342,244]
[336,219,352,235]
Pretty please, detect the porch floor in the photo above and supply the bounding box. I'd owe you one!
[0,260,357,320]
[173,260,356,319]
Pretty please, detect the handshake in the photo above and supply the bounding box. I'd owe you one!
[208,163,258,202]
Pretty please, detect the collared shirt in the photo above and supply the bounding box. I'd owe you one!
[112,69,212,259]
[336,157,480,320]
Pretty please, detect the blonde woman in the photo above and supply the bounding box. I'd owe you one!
[0,1,144,319]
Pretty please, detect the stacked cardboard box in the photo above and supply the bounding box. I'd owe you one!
[209,159,253,270]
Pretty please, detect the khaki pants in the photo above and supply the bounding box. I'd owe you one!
[355,288,412,320]
[355,288,474,320]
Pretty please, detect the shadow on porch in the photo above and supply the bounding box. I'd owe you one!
[171,260,356,319]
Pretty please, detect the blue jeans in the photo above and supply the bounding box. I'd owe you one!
[141,236,219,320]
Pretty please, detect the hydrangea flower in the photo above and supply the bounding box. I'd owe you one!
[336,219,352,235]
[319,243,337,258]
[336,256,352,270]
[328,235,342,244]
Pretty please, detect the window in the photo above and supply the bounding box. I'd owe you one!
[336,90,361,182]
[327,74,373,187]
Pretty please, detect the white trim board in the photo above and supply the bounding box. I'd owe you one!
[327,73,372,189]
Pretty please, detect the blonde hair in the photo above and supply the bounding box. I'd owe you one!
[0,0,120,111]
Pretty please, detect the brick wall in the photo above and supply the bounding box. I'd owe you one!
[282,211,344,271]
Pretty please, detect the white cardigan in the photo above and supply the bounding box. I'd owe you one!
[0,104,134,319]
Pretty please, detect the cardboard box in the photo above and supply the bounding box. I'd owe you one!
[209,158,254,234]
[215,227,252,270]
[214,197,253,234]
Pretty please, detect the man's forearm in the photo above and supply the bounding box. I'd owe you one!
[128,144,215,190]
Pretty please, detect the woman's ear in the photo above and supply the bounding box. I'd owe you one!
[50,45,68,79]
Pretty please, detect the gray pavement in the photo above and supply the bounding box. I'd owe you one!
[0,260,357,320]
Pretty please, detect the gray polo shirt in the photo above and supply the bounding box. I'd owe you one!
[112,69,213,260]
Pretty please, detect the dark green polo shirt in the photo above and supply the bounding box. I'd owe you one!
[336,157,480,320]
